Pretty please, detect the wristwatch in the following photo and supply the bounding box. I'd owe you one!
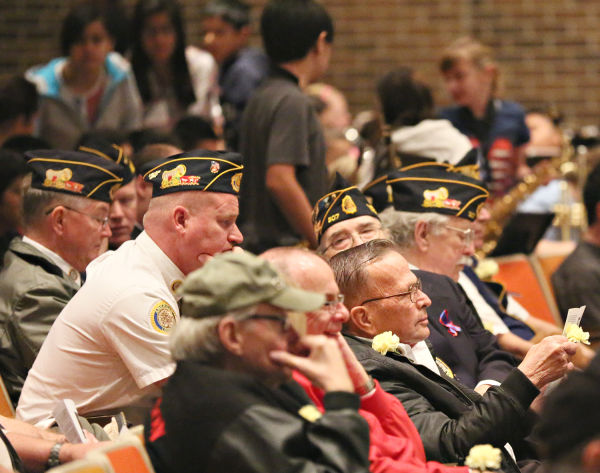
[47,442,64,469]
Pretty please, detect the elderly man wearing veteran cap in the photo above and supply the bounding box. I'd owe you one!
[17,150,244,427]
[0,149,123,404]
[378,164,579,365]
[78,138,138,249]
[146,251,371,473]
[331,239,577,473]
[313,173,516,393]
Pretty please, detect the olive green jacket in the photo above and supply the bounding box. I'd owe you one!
[0,238,78,404]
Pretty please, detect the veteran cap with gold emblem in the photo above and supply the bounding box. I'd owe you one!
[387,165,489,221]
[78,137,136,184]
[362,174,392,213]
[26,149,126,202]
[143,149,244,197]
[178,251,325,318]
[312,173,379,243]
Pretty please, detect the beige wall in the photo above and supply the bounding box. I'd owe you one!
[2,0,599,128]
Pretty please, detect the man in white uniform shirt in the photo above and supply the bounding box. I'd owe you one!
[17,150,244,427]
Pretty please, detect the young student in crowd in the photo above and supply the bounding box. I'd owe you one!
[0,150,28,264]
[439,37,530,198]
[131,0,221,130]
[239,0,333,252]
[0,76,39,147]
[26,2,142,149]
[376,66,473,172]
[202,0,269,150]
[173,116,224,151]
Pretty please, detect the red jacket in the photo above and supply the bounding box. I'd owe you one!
[293,371,469,473]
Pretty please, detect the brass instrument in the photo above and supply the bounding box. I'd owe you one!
[477,135,575,258]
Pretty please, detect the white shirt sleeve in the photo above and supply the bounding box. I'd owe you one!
[101,293,178,389]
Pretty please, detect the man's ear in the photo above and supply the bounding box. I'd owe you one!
[172,206,190,234]
[218,317,244,356]
[349,305,378,338]
[48,206,67,236]
[414,220,430,252]
[312,31,329,55]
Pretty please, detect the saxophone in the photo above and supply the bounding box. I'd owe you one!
[477,134,575,258]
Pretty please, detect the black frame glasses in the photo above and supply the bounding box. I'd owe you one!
[45,205,109,229]
[360,278,422,305]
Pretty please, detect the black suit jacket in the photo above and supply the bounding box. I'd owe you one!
[345,334,539,472]
[416,270,516,389]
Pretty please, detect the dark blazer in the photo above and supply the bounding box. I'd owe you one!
[345,334,539,473]
[416,270,516,388]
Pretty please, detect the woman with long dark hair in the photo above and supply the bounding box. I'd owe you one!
[26,2,143,149]
[130,0,221,130]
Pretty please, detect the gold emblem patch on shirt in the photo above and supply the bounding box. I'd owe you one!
[150,300,177,334]
[435,357,455,379]
[298,404,322,422]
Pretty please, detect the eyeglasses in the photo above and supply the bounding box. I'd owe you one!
[243,314,291,332]
[45,205,109,229]
[360,278,422,305]
[322,294,345,313]
[325,225,383,252]
[445,224,474,247]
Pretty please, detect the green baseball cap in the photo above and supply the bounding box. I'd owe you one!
[179,251,326,318]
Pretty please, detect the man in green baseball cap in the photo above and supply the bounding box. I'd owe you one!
[146,250,370,473]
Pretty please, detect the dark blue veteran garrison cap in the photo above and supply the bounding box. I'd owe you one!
[387,164,489,221]
[143,149,244,197]
[362,174,392,213]
[312,173,379,243]
[26,149,125,202]
[78,138,136,184]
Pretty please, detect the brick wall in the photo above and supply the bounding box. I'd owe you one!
[2,0,599,129]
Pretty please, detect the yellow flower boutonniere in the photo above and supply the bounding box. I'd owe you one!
[465,444,502,471]
[474,259,499,281]
[565,323,590,345]
[372,331,400,355]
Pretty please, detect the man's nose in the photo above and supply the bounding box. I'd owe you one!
[333,303,349,324]
[110,201,124,219]
[416,288,431,309]
[229,224,243,244]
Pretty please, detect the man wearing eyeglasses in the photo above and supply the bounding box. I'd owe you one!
[332,239,577,472]
[146,251,371,473]
[0,149,124,404]
[17,150,244,428]
[262,246,473,473]
[380,164,549,366]
[313,173,515,392]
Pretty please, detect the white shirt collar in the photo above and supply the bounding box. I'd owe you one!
[22,236,81,286]
[136,231,185,300]
[397,340,440,375]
